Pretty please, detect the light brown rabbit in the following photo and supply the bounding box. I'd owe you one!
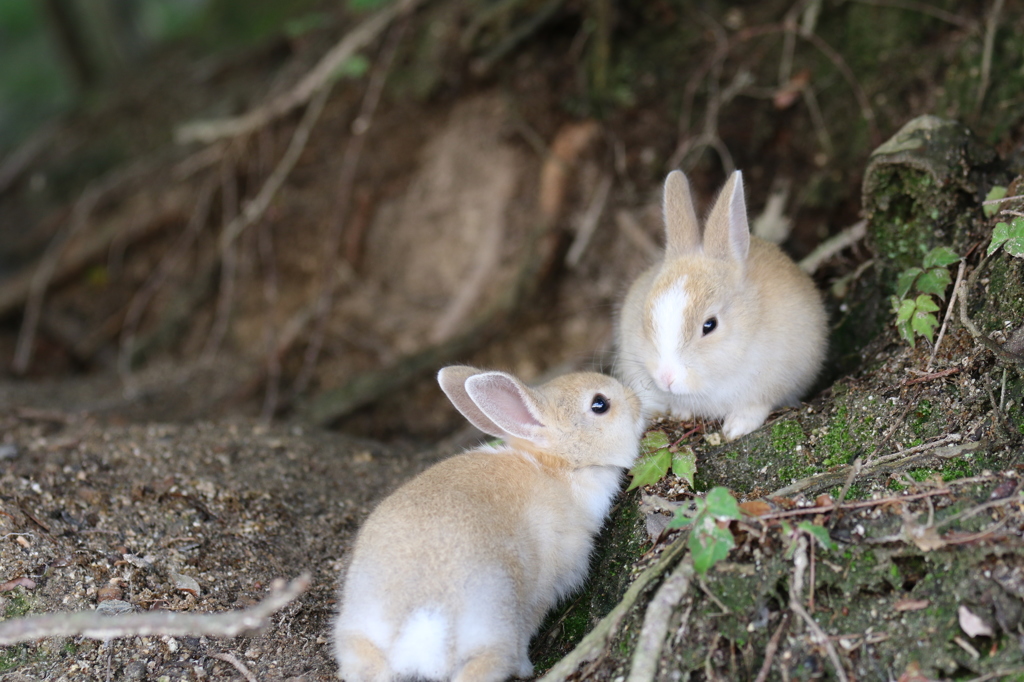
[617,170,827,441]
[333,366,644,682]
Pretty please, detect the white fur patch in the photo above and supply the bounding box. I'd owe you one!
[650,279,689,392]
[455,569,514,660]
[391,607,449,679]
[572,466,623,526]
[338,568,393,648]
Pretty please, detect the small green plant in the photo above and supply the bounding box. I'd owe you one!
[627,431,697,490]
[988,217,1024,258]
[780,520,838,556]
[983,185,1007,218]
[890,246,959,347]
[667,487,742,574]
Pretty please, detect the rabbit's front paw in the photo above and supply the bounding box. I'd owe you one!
[722,405,771,441]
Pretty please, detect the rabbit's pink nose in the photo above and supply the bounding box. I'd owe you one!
[656,367,676,392]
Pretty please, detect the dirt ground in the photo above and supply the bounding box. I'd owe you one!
[0,395,439,681]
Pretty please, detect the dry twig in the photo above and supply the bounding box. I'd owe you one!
[211,653,259,682]
[0,574,309,645]
[12,160,157,374]
[117,177,217,380]
[798,220,867,274]
[790,537,848,682]
[288,14,409,402]
[975,0,1005,114]
[753,613,791,682]
[565,173,614,268]
[625,558,695,682]
[217,81,334,257]
[175,0,425,144]
[927,260,966,372]
[957,276,1024,368]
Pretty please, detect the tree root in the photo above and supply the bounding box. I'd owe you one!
[0,574,309,645]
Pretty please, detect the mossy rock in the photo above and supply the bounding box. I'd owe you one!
[863,115,998,275]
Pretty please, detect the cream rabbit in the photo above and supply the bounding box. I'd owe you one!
[617,170,827,441]
[333,366,644,682]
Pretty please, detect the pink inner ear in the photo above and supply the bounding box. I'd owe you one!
[466,374,545,441]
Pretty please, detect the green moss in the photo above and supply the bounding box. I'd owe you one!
[868,168,939,275]
[0,645,28,672]
[907,468,937,482]
[3,589,31,619]
[820,406,858,468]
[770,420,805,453]
[941,456,978,482]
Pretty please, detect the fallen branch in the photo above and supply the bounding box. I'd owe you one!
[539,535,690,682]
[0,574,309,645]
[175,0,425,145]
[798,220,867,274]
[772,438,982,498]
[753,613,791,682]
[790,537,849,682]
[626,557,695,682]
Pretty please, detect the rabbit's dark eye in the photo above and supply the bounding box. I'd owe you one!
[591,394,610,414]
[702,317,718,335]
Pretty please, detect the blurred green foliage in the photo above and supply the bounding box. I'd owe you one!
[0,0,343,152]
[0,1,69,150]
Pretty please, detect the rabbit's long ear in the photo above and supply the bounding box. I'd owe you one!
[464,372,546,442]
[663,170,702,258]
[438,366,508,438]
[704,171,750,264]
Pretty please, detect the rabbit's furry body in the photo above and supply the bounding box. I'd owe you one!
[334,368,644,681]
[617,171,827,440]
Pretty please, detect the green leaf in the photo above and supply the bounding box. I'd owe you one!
[640,431,670,455]
[922,246,960,269]
[895,267,921,299]
[704,487,741,521]
[627,447,671,490]
[912,310,939,344]
[988,218,1024,257]
[668,509,694,528]
[984,186,1007,218]
[672,446,697,488]
[897,318,914,347]
[914,294,940,313]
[798,521,838,551]
[915,267,951,298]
[896,297,917,322]
[690,520,735,575]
